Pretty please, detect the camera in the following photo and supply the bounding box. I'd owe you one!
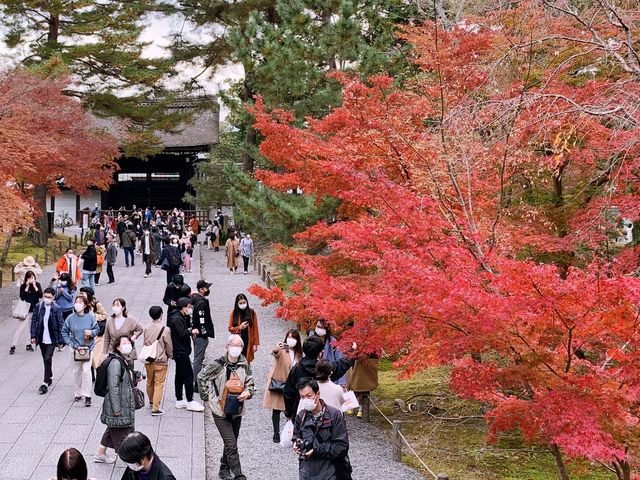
[295,438,313,461]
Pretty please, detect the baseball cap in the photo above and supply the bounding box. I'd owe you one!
[197,280,212,290]
[176,297,192,309]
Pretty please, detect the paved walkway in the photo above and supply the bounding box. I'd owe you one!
[0,240,423,480]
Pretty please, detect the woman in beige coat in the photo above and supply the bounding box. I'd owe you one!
[225,231,240,274]
[102,298,142,359]
[262,329,302,443]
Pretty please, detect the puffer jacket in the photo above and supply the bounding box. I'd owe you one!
[197,354,255,417]
[100,354,135,429]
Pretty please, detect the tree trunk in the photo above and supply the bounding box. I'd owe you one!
[0,232,13,266]
[33,184,49,247]
[48,14,59,44]
[550,444,570,480]
[613,458,631,480]
[241,70,257,173]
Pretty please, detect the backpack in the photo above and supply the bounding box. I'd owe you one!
[94,355,125,397]
[167,246,181,268]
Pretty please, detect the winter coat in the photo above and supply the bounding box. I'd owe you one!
[30,301,65,346]
[310,334,347,386]
[293,401,350,480]
[142,321,174,365]
[263,345,301,411]
[121,230,137,248]
[225,238,240,269]
[81,245,98,272]
[140,234,156,261]
[61,311,99,350]
[191,293,215,339]
[105,242,118,265]
[20,282,43,312]
[197,354,255,417]
[120,453,176,480]
[102,315,143,358]
[163,283,183,314]
[228,309,259,363]
[167,310,192,357]
[284,357,354,419]
[55,255,81,283]
[346,358,379,393]
[100,354,136,429]
[51,283,75,312]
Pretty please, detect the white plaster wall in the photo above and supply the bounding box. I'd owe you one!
[47,190,102,222]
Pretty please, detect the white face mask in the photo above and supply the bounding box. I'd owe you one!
[125,462,144,472]
[112,306,123,315]
[185,308,193,316]
[238,303,247,310]
[120,343,133,355]
[74,303,84,313]
[300,398,317,411]
[315,327,327,337]
[228,346,243,358]
[60,281,67,286]
[43,298,53,305]
[286,338,298,348]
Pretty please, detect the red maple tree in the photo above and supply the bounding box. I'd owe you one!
[249,1,640,478]
[0,69,120,241]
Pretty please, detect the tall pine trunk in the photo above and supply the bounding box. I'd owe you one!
[33,184,49,247]
[0,232,13,266]
[242,71,257,173]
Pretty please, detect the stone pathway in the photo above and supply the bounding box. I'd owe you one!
[0,239,423,480]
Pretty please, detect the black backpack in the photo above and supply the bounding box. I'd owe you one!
[94,355,125,397]
[167,246,181,268]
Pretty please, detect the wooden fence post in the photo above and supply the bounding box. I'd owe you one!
[11,267,15,283]
[437,475,449,480]
[44,248,48,264]
[261,265,267,282]
[68,237,72,249]
[0,270,3,287]
[361,394,371,422]
[392,420,402,461]
[266,273,272,288]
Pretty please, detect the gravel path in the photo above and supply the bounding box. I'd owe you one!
[200,247,424,480]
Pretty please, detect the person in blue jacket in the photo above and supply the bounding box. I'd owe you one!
[51,272,76,319]
[62,295,99,407]
[30,287,65,394]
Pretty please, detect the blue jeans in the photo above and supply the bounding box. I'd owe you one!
[124,247,135,266]
[81,272,95,291]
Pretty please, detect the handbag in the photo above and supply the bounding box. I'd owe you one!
[132,387,145,410]
[74,347,91,362]
[139,327,165,363]
[12,299,30,320]
[269,378,286,393]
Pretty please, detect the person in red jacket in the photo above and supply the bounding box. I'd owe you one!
[56,248,82,284]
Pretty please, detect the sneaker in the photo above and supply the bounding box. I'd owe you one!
[175,400,187,409]
[273,433,280,443]
[193,383,199,393]
[26,344,34,352]
[94,453,116,464]
[244,271,248,275]
[74,396,82,402]
[151,409,165,416]
[85,397,92,407]
[356,410,363,418]
[9,346,15,355]
[218,470,233,480]
[144,274,148,278]
[95,283,100,286]
[38,384,48,395]
[186,401,205,412]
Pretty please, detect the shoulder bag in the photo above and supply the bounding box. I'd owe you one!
[12,299,31,320]
[139,327,165,363]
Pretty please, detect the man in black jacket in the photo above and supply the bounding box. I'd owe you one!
[293,378,351,480]
[30,288,65,394]
[118,431,176,480]
[167,297,204,412]
[190,279,215,392]
[284,336,354,419]
[162,274,187,315]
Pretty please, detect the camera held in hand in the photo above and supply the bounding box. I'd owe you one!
[295,438,313,461]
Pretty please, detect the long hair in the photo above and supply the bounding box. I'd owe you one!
[22,270,37,285]
[283,329,303,359]
[111,298,129,318]
[232,293,253,327]
[59,272,75,291]
[56,447,88,480]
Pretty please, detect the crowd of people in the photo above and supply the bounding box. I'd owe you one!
[7,205,375,480]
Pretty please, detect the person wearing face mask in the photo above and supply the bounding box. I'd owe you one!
[168,297,205,412]
[227,293,260,363]
[117,431,176,480]
[78,287,109,379]
[103,298,142,360]
[162,274,187,315]
[263,329,303,443]
[239,233,254,275]
[121,223,137,267]
[61,296,99,406]
[292,378,351,480]
[225,231,240,274]
[51,272,77,319]
[311,320,347,387]
[56,248,82,285]
[197,334,255,480]
[95,335,137,464]
[142,306,174,416]
[30,287,65,394]
[105,234,118,284]
[11,268,43,354]
[141,228,156,278]
[156,236,182,284]
[190,280,215,392]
